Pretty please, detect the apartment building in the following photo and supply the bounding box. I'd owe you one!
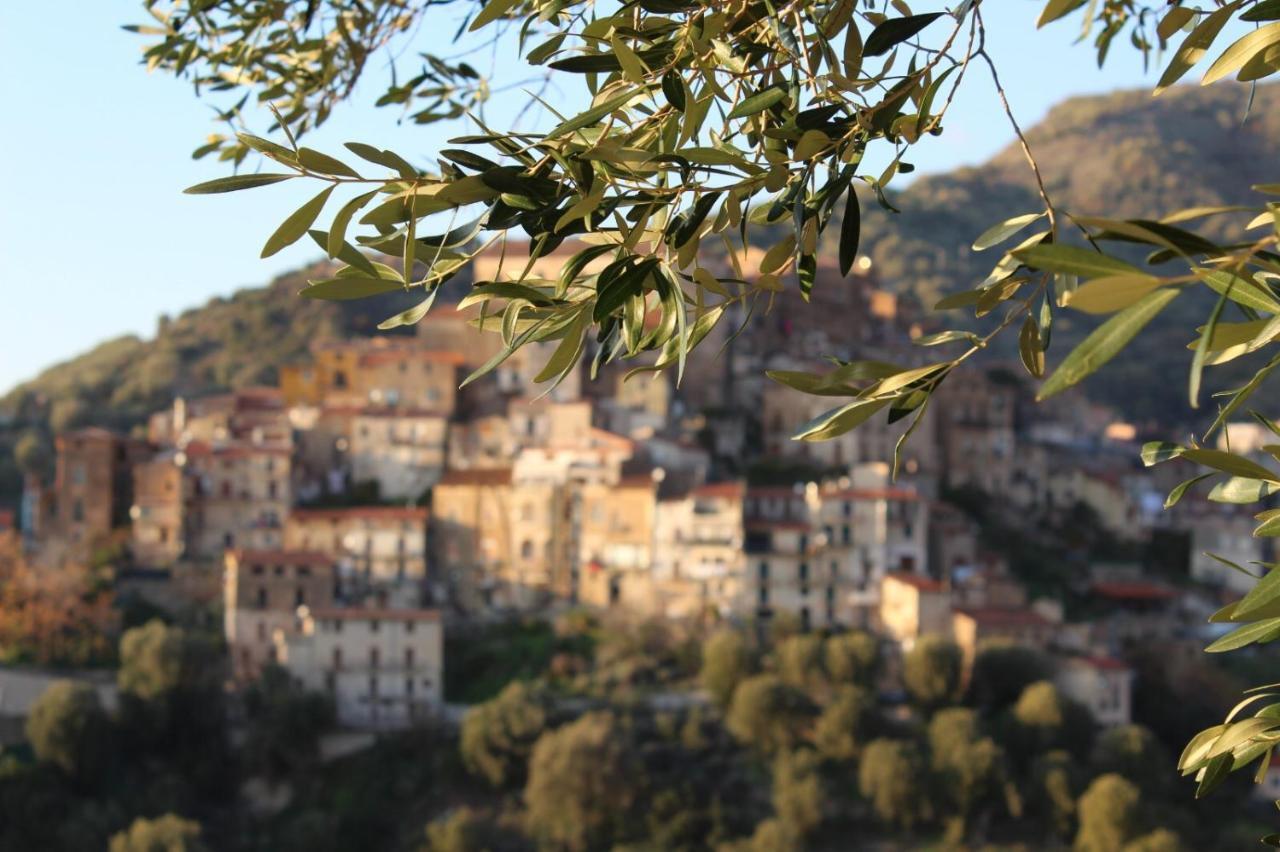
[934,368,1020,494]
[223,549,338,680]
[283,506,429,601]
[759,377,937,475]
[277,607,444,729]
[279,339,462,412]
[575,474,659,608]
[52,428,151,547]
[182,441,292,558]
[130,451,192,566]
[652,481,745,619]
[147,389,291,449]
[349,408,449,499]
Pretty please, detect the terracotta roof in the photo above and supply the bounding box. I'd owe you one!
[228,549,333,566]
[289,506,428,523]
[309,607,441,622]
[182,441,291,458]
[1090,580,1179,602]
[617,475,659,489]
[57,427,119,442]
[747,486,808,498]
[953,608,1052,628]
[824,488,921,502]
[1070,655,1130,672]
[885,571,945,593]
[358,349,465,367]
[354,406,450,419]
[437,468,514,487]
[693,481,746,499]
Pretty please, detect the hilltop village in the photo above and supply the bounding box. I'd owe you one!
[1,242,1272,848]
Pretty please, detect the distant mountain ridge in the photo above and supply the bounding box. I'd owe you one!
[3,83,1276,505]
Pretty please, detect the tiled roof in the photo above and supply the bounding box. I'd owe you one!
[228,549,333,566]
[289,506,428,523]
[953,607,1052,628]
[437,468,514,487]
[885,571,945,593]
[309,607,441,622]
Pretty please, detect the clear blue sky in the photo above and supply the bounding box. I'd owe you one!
[1,3,1171,394]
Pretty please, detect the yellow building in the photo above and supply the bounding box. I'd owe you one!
[878,571,950,649]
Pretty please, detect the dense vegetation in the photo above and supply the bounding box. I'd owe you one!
[2,612,1270,851]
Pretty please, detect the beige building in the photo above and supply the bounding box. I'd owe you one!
[934,369,1020,494]
[878,571,950,648]
[652,482,745,619]
[349,408,448,499]
[576,475,659,609]
[223,549,338,680]
[279,339,462,411]
[52,428,151,548]
[283,506,429,596]
[130,452,191,566]
[278,607,444,730]
[760,378,937,475]
[148,389,291,449]
[181,441,292,558]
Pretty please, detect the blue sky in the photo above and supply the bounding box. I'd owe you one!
[1,3,1171,394]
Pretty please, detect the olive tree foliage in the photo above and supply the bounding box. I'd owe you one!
[108,814,206,852]
[460,680,549,788]
[858,737,927,831]
[24,680,109,779]
[138,0,1280,815]
[901,634,961,711]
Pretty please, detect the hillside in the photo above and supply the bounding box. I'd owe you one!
[4,84,1277,506]
[0,264,422,504]
[854,83,1280,424]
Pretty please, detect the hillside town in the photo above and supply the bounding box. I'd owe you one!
[4,242,1265,746]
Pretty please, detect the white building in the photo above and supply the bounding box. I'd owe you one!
[277,607,444,730]
[349,409,448,499]
[1056,656,1134,728]
[1188,512,1265,595]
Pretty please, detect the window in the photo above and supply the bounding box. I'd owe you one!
[370,619,380,632]
[256,588,268,609]
[798,562,809,582]
[369,675,378,696]
[406,677,414,695]
[405,648,415,668]
[370,647,380,668]
[71,499,84,523]
[295,587,305,607]
[405,620,415,634]
[333,648,342,669]
[257,621,267,641]
[758,561,769,581]
[520,540,534,560]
